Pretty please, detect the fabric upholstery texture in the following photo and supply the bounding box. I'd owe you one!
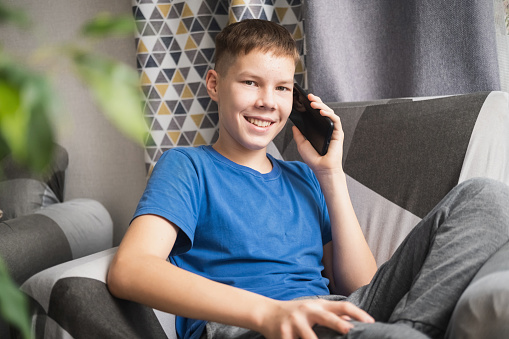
[0,144,68,202]
[35,199,113,259]
[0,199,114,338]
[0,144,68,222]
[0,199,113,286]
[0,213,72,285]
[0,179,59,222]
[446,241,509,337]
[19,91,509,339]
[21,249,175,339]
[272,91,509,264]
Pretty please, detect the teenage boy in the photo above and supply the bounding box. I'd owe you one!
[108,19,509,339]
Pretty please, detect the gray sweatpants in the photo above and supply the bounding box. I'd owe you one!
[201,178,509,339]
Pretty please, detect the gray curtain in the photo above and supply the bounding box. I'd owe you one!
[304,1,502,102]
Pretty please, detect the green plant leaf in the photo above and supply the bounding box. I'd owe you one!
[81,13,135,38]
[71,51,145,144]
[0,2,30,28]
[0,76,27,158]
[0,259,31,339]
[24,76,57,170]
[0,55,55,171]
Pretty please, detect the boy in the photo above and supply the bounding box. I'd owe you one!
[108,19,509,339]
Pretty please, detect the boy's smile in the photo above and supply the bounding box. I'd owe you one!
[206,49,296,170]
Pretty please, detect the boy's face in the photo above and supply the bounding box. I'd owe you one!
[206,50,295,154]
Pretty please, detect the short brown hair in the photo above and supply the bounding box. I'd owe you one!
[214,19,300,75]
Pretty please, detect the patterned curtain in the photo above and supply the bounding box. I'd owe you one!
[132,0,306,173]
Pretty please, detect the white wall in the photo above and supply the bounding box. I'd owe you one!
[1,0,147,244]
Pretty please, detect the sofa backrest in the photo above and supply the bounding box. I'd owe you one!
[270,91,509,265]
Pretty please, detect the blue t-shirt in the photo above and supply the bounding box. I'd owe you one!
[133,146,332,339]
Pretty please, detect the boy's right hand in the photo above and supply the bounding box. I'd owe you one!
[260,298,374,339]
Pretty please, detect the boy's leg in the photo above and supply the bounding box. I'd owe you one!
[347,178,509,338]
[201,322,263,339]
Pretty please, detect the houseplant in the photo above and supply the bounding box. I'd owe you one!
[0,2,145,337]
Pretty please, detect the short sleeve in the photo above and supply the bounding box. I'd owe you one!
[132,149,201,255]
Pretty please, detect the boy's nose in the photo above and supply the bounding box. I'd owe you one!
[256,88,276,110]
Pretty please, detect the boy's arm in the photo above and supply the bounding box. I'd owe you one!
[293,94,377,296]
[107,214,374,338]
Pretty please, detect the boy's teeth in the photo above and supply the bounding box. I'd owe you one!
[247,117,271,127]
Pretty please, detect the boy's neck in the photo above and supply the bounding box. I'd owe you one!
[212,143,273,174]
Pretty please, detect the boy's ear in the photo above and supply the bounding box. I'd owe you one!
[206,69,219,102]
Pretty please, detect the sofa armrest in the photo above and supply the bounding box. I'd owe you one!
[446,241,509,338]
[21,248,177,339]
[35,198,113,259]
[0,199,113,285]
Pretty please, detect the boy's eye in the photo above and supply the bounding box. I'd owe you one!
[244,80,256,86]
[276,86,290,92]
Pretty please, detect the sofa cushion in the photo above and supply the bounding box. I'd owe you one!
[0,144,68,222]
[0,178,59,222]
[0,213,72,285]
[446,241,509,338]
[35,199,113,259]
[0,199,113,285]
[0,198,115,338]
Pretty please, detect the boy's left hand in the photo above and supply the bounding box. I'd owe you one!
[292,93,344,175]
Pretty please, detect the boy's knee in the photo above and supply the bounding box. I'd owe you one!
[458,177,508,198]
[455,178,509,212]
[442,178,509,242]
[447,271,509,339]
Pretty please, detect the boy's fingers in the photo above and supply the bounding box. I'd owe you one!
[292,126,308,148]
[310,302,374,335]
[309,101,330,115]
[292,126,318,158]
[295,322,319,339]
[332,302,375,323]
[314,311,354,335]
[292,125,305,144]
[308,93,323,103]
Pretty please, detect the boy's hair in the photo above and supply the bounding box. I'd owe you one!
[214,19,300,75]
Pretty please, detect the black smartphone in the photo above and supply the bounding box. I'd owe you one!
[290,83,334,156]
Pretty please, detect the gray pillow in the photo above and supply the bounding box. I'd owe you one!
[1,144,68,202]
[0,178,58,222]
[0,144,68,222]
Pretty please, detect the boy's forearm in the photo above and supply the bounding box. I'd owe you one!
[108,253,274,333]
[316,170,377,294]
[108,250,374,338]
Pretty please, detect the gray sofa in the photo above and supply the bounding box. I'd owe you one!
[5,91,509,338]
[0,145,114,338]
